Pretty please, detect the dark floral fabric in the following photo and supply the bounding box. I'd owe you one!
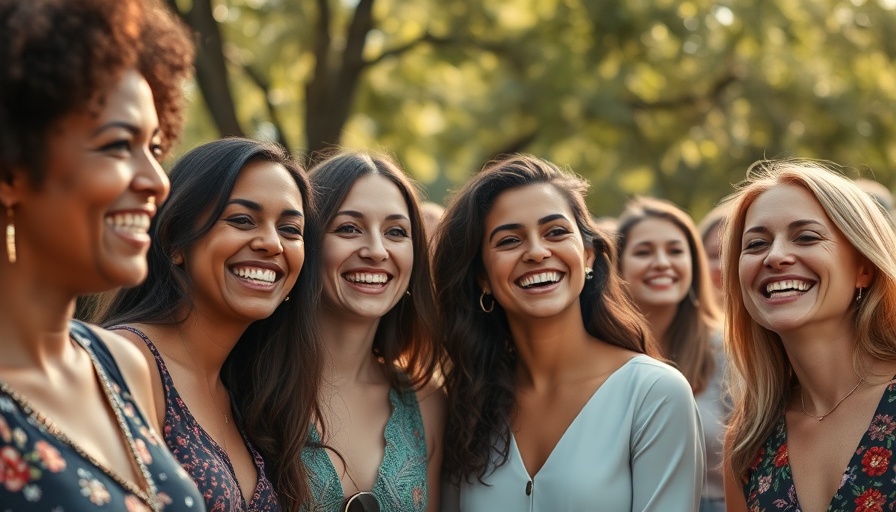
[113,325,279,512]
[0,321,205,511]
[744,380,896,511]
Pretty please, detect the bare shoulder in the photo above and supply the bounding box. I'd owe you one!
[89,324,153,378]
[415,379,447,419]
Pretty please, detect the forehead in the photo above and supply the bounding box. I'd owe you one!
[627,217,688,245]
[486,184,575,225]
[744,183,829,229]
[231,160,303,208]
[339,173,409,215]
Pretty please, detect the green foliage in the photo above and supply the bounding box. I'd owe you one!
[175,0,896,222]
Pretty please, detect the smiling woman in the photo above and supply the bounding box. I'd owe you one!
[94,137,323,511]
[722,159,896,512]
[303,150,445,512]
[0,0,199,510]
[434,154,704,511]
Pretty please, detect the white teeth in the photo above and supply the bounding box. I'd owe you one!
[519,271,561,288]
[105,213,151,234]
[233,267,276,283]
[345,272,389,284]
[766,279,811,294]
[646,276,674,286]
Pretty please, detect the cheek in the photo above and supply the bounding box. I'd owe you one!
[287,244,305,283]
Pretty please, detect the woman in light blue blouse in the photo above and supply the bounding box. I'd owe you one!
[433,155,704,511]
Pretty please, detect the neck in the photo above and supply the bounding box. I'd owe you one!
[782,325,863,409]
[0,272,78,368]
[162,310,248,379]
[318,309,383,386]
[638,302,677,353]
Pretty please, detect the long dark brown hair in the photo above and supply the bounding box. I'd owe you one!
[96,137,322,510]
[433,154,656,483]
[307,150,440,390]
[616,196,722,394]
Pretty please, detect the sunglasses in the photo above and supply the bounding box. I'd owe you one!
[343,491,380,512]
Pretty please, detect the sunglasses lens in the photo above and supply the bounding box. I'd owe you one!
[344,492,380,512]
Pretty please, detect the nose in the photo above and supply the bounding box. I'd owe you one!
[523,238,551,262]
[250,223,284,255]
[651,250,671,269]
[763,238,794,269]
[132,147,170,205]
[359,233,388,261]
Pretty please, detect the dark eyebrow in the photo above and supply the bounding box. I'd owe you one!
[227,198,303,218]
[334,210,407,221]
[488,214,570,242]
[743,219,823,236]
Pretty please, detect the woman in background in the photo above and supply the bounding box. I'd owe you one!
[616,196,726,512]
[0,0,201,509]
[436,155,704,511]
[98,138,321,511]
[723,159,896,511]
[303,151,445,512]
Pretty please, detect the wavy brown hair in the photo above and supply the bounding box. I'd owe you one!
[616,196,722,394]
[434,154,656,483]
[0,0,193,183]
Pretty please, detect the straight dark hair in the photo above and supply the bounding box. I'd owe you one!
[96,137,322,510]
[308,150,439,390]
[433,154,656,483]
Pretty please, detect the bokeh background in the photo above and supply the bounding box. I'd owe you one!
[167,0,896,218]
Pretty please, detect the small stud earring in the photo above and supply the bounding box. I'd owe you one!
[584,268,593,280]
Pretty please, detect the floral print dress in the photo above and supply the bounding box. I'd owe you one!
[744,379,896,511]
[0,321,205,511]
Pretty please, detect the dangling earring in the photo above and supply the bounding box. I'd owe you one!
[856,287,864,302]
[479,290,495,313]
[585,268,593,280]
[5,206,16,264]
[688,288,700,308]
[283,295,290,302]
[405,289,412,297]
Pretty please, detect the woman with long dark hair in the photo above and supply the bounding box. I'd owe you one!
[435,155,704,511]
[97,138,322,511]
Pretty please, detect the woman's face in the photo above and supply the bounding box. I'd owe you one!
[320,174,414,321]
[184,160,306,324]
[703,223,724,305]
[479,184,594,322]
[738,183,872,337]
[620,217,693,313]
[8,69,169,293]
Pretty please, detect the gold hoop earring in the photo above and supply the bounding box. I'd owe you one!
[5,207,16,264]
[479,290,495,313]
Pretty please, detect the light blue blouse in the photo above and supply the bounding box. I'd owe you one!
[443,355,705,511]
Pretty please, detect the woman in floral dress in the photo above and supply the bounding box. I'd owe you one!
[722,159,896,511]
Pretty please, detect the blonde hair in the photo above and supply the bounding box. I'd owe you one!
[723,159,896,481]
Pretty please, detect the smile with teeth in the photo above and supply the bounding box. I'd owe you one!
[232,267,278,284]
[764,279,813,298]
[105,212,151,234]
[518,271,562,288]
[645,276,675,286]
[344,272,390,285]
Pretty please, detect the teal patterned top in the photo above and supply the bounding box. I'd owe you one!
[302,384,427,512]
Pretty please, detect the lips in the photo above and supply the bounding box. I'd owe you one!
[105,212,151,235]
[762,278,815,299]
[516,270,563,288]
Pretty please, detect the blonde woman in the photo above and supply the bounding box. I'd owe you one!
[722,159,896,511]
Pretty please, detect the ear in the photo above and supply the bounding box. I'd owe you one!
[585,244,597,271]
[0,171,28,210]
[856,258,875,289]
[476,274,491,294]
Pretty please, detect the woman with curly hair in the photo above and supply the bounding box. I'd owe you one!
[0,0,199,510]
[723,160,896,511]
[435,155,704,511]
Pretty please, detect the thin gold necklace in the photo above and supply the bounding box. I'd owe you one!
[800,377,864,421]
[177,330,230,454]
[0,332,160,511]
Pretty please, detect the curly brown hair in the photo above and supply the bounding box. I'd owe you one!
[0,0,194,183]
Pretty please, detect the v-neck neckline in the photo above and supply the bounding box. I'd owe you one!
[508,354,646,481]
[782,378,896,511]
[0,328,158,510]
